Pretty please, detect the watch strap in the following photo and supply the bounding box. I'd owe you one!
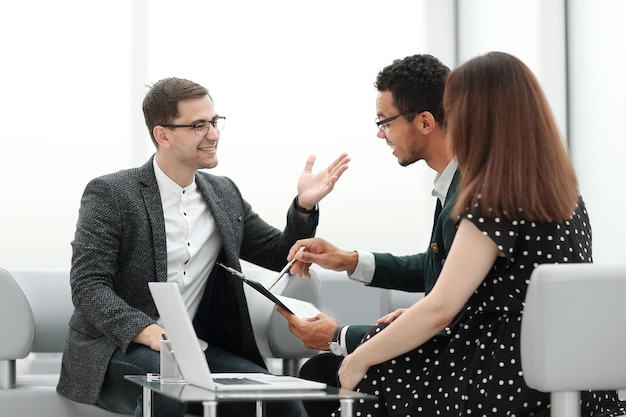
[329,325,345,356]
[293,196,318,214]
[331,325,343,343]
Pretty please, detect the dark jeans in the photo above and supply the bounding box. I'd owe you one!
[298,353,343,417]
[96,342,302,417]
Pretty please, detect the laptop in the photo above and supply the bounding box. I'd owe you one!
[148,281,327,392]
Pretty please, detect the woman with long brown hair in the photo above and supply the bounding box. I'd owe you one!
[334,52,624,416]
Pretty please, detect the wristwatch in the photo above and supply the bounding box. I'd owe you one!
[329,325,344,356]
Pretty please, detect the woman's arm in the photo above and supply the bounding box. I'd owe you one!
[338,219,500,390]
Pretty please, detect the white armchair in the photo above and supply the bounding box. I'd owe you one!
[521,263,626,417]
[0,266,320,417]
[243,267,322,376]
[379,288,424,316]
[0,268,127,417]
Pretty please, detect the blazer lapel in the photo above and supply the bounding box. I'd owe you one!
[195,174,239,266]
[445,169,461,206]
[139,158,168,282]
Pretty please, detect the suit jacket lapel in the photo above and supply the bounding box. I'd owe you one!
[139,158,168,282]
[195,174,239,266]
[445,169,461,206]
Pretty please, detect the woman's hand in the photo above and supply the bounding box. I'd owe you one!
[338,350,370,391]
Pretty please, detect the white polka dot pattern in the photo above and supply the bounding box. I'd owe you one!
[332,196,624,417]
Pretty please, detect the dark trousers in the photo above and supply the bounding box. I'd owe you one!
[96,342,302,417]
[299,353,343,417]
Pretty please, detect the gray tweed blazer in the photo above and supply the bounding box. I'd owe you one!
[57,156,317,404]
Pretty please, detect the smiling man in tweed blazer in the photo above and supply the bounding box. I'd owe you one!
[56,77,350,417]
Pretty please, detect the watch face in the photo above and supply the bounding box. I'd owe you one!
[329,341,342,356]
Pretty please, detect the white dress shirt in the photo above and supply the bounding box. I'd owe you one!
[153,158,222,320]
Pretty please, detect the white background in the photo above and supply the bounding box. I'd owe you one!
[1,0,624,268]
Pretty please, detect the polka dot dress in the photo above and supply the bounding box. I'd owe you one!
[337,196,625,417]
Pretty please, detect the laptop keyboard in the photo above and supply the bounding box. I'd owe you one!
[214,377,268,385]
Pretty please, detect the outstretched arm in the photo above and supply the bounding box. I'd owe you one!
[284,237,359,278]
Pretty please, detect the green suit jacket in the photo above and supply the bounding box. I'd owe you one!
[344,170,461,353]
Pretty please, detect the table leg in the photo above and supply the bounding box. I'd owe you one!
[142,386,152,417]
[202,400,218,417]
[339,398,354,417]
[201,399,262,417]
[255,400,265,417]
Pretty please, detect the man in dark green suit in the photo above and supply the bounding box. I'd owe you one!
[276,54,457,417]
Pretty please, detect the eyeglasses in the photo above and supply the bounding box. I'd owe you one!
[162,116,226,136]
[375,111,415,132]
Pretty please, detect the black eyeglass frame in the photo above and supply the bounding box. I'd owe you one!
[375,110,417,132]
[162,116,226,136]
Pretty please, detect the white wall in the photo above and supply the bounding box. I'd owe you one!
[568,0,626,263]
[0,1,134,269]
[0,0,444,268]
[457,0,568,139]
[1,0,624,269]
[145,0,440,262]
[455,0,626,264]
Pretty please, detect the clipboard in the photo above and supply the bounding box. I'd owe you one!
[216,263,320,318]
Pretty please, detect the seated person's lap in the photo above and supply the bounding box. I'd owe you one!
[98,343,302,417]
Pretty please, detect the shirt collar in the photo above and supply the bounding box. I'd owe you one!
[432,158,458,206]
[153,157,197,195]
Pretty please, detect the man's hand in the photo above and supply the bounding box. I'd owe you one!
[377,308,408,324]
[275,306,340,351]
[295,153,350,209]
[285,237,359,278]
[132,323,166,351]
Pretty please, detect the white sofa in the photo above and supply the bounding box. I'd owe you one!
[0,267,321,417]
[311,266,424,321]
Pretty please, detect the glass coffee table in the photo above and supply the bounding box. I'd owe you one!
[125,375,376,417]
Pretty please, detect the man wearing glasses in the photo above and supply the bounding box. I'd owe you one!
[276,54,458,417]
[56,77,350,417]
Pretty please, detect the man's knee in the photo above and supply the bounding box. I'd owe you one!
[299,353,343,387]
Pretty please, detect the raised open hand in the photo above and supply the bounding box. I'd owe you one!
[295,153,350,209]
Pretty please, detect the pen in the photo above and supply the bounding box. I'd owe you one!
[161,333,176,361]
[216,262,245,279]
[267,246,306,291]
